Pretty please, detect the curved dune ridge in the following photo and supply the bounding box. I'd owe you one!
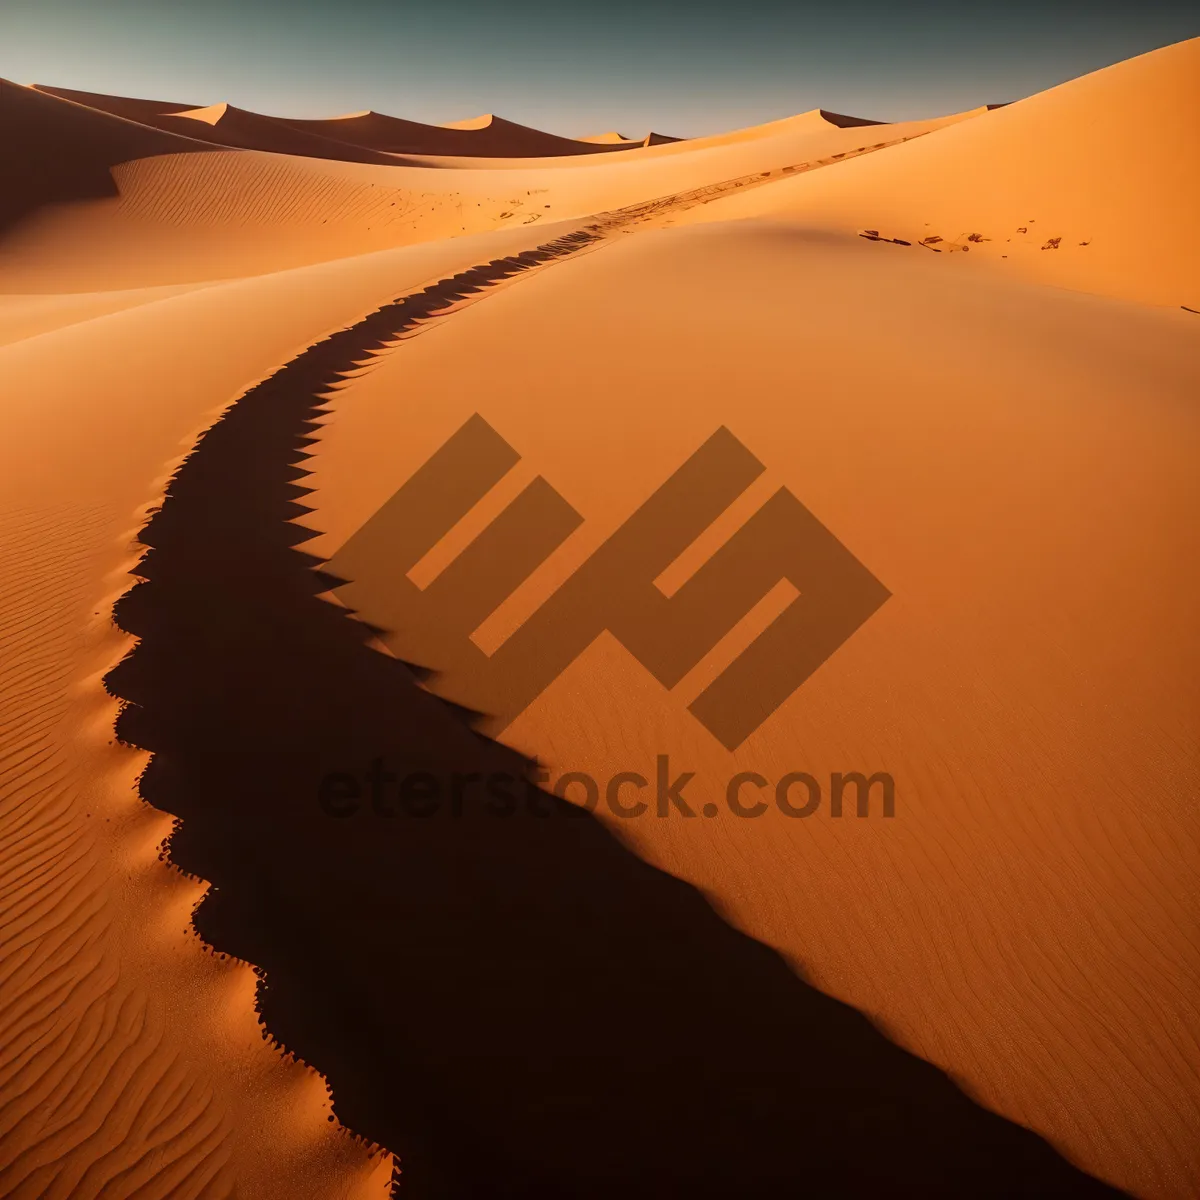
[0,36,1197,1200]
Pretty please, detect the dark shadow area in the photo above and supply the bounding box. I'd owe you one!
[818,109,884,128]
[106,230,1127,1199]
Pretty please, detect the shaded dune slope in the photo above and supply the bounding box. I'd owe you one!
[32,84,196,123]
[817,109,884,127]
[105,227,1126,1198]
[0,80,215,235]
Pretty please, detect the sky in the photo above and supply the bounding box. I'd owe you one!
[3,0,1196,137]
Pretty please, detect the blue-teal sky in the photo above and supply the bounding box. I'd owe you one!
[3,1,1196,136]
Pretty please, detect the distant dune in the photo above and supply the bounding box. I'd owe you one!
[32,82,196,122]
[151,102,401,164]
[1,38,1197,1200]
[579,130,638,143]
[0,97,963,292]
[280,109,638,157]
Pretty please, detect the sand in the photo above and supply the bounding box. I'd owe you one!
[683,37,1200,307]
[1,36,1196,1199]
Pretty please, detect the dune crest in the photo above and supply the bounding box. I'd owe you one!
[440,112,495,130]
[170,101,229,125]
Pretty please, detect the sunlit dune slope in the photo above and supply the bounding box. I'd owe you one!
[689,37,1200,306]
[620,105,952,159]
[0,280,214,346]
[305,218,1200,1199]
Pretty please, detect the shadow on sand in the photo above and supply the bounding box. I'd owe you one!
[107,234,1126,1198]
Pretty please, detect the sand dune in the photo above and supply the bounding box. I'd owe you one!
[581,129,684,147]
[279,108,634,157]
[32,83,196,123]
[305,217,1199,1200]
[0,227,567,1198]
[580,130,639,143]
[0,281,214,346]
[818,108,884,127]
[0,79,213,236]
[1,36,1197,1200]
[632,105,960,157]
[146,102,400,164]
[0,103,973,293]
[689,37,1200,306]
